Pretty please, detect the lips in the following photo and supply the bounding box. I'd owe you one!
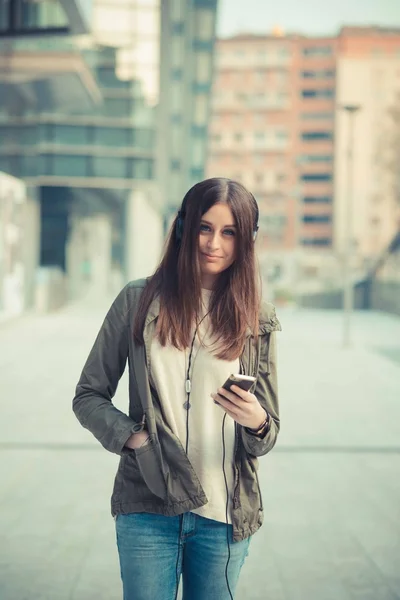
[202,253,222,261]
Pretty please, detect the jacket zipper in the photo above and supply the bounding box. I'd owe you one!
[232,355,246,509]
[249,459,263,511]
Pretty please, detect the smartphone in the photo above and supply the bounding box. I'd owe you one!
[222,374,256,393]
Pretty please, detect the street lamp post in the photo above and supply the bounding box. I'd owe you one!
[341,104,361,348]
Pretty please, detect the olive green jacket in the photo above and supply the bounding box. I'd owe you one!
[72,279,281,542]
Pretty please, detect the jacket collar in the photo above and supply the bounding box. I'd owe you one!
[144,296,160,330]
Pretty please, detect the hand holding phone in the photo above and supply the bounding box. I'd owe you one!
[214,374,267,431]
[222,374,256,394]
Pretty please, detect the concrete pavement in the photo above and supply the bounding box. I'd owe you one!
[0,298,400,599]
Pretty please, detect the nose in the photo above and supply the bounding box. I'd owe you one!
[207,231,221,251]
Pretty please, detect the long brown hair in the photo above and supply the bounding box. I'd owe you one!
[133,177,261,360]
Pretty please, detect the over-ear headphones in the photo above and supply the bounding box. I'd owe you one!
[175,200,259,243]
[175,210,184,242]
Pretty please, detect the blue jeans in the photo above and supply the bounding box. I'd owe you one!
[115,512,251,600]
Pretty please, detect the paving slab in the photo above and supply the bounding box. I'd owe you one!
[1,301,400,600]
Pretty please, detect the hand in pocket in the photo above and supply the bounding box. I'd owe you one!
[124,431,150,450]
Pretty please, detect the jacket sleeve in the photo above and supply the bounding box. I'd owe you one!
[241,328,280,458]
[72,285,144,455]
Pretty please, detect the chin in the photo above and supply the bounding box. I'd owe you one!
[203,265,228,276]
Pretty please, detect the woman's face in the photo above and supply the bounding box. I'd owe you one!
[198,202,237,289]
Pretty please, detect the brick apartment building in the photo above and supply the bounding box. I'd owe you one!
[207,26,400,294]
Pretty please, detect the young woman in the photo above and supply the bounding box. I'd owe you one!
[73,177,281,600]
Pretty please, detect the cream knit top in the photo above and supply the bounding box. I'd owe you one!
[149,289,239,523]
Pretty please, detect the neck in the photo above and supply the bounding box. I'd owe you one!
[200,274,217,290]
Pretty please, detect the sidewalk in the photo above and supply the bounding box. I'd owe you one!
[0,300,399,599]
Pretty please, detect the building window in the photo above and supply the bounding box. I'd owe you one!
[191,167,204,181]
[171,68,183,80]
[93,127,131,147]
[300,155,333,162]
[302,237,332,246]
[303,214,332,223]
[103,98,132,117]
[275,130,289,146]
[20,154,37,177]
[172,21,185,35]
[92,157,127,179]
[171,113,182,124]
[303,196,332,203]
[301,173,332,182]
[193,39,213,51]
[193,82,211,94]
[52,155,88,177]
[301,131,333,141]
[192,124,207,137]
[301,112,334,120]
[301,70,335,78]
[301,89,334,99]
[53,125,88,145]
[303,47,332,57]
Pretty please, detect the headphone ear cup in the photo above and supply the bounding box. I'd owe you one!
[176,216,183,242]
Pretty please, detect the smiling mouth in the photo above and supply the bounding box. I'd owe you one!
[202,253,222,259]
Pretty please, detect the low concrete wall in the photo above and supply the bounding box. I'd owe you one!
[370,281,400,317]
[299,281,369,311]
[299,279,400,317]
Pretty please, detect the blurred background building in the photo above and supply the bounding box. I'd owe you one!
[1,2,399,319]
[0,0,218,316]
[207,25,400,306]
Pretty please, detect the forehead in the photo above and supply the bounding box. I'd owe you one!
[201,202,235,223]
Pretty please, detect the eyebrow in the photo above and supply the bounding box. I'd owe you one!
[201,219,237,228]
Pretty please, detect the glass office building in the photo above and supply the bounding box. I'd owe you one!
[0,0,219,300]
[158,0,218,215]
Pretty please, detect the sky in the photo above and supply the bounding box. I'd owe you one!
[217,0,400,38]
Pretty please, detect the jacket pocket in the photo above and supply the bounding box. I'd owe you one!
[134,436,167,501]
